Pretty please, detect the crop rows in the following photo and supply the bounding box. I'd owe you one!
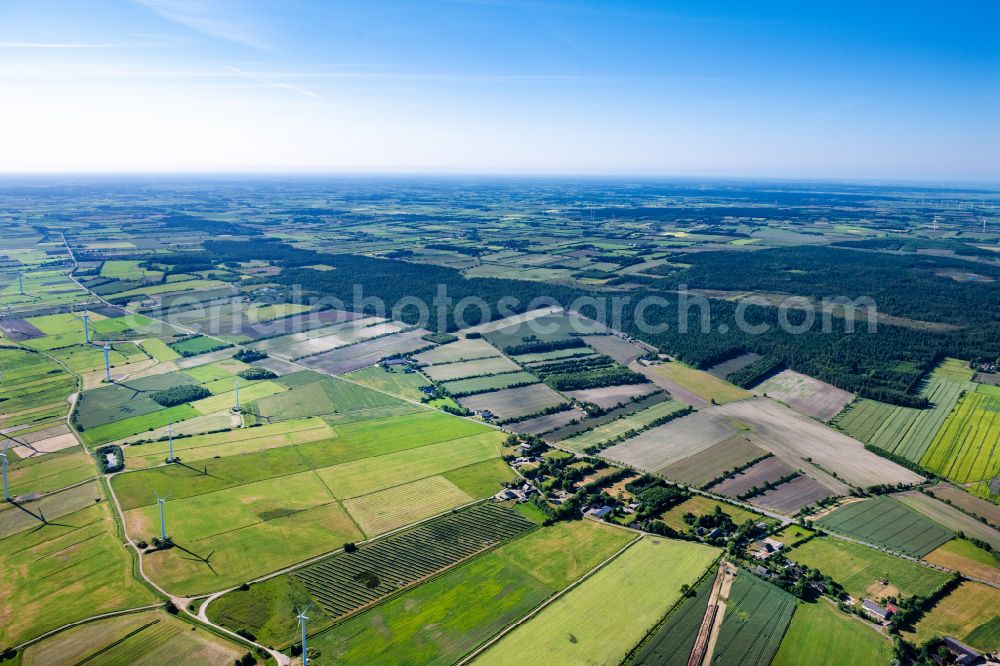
[833,377,968,463]
[293,502,534,617]
[712,572,796,666]
[921,388,1000,484]
[817,496,953,557]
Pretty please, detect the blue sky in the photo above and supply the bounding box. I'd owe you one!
[0,0,996,179]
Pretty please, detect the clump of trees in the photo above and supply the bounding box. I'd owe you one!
[237,367,277,381]
[152,384,211,407]
[234,348,267,363]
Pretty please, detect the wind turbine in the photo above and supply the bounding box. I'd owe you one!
[166,423,175,463]
[103,342,113,382]
[983,217,988,233]
[296,604,312,666]
[17,271,24,296]
[1,444,10,502]
[233,377,240,411]
[155,492,168,542]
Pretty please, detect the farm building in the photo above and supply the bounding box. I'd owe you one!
[586,505,615,519]
[861,599,894,623]
[750,537,785,559]
[941,637,981,665]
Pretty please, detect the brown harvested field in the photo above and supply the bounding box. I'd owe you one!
[752,475,836,514]
[602,410,737,472]
[713,398,922,489]
[249,356,300,376]
[458,383,566,421]
[0,318,44,340]
[298,329,431,375]
[926,482,1000,527]
[711,456,797,498]
[565,382,657,409]
[413,337,502,364]
[754,369,855,421]
[12,432,78,457]
[581,334,648,365]
[12,423,71,444]
[506,407,587,434]
[660,436,769,488]
[423,356,521,381]
[705,352,762,379]
[253,316,383,352]
[924,539,1000,585]
[458,307,563,336]
[281,321,406,358]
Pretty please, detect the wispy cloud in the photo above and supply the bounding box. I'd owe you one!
[133,0,271,49]
[225,65,321,98]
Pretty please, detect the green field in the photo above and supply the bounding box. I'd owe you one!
[0,503,157,647]
[80,404,199,447]
[561,399,686,452]
[7,446,96,497]
[210,503,535,646]
[124,417,334,469]
[309,520,634,665]
[100,259,162,280]
[712,571,796,666]
[343,363,431,400]
[626,568,715,665]
[0,348,77,428]
[833,374,970,462]
[315,431,503,498]
[476,537,719,666]
[659,495,764,532]
[255,374,407,420]
[441,370,540,395]
[21,609,243,666]
[921,384,1000,489]
[644,361,751,404]
[787,537,950,599]
[771,600,892,666]
[816,496,954,557]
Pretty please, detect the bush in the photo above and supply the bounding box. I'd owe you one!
[165,600,178,615]
[237,367,277,381]
[344,542,358,553]
[152,384,211,407]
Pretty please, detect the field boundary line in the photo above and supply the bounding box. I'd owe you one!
[11,603,166,651]
[455,533,643,666]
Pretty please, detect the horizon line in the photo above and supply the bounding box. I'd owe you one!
[0,171,997,188]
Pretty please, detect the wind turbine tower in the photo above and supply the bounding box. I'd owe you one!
[155,492,168,541]
[82,308,90,344]
[17,272,24,295]
[1,445,10,502]
[103,342,112,382]
[233,378,240,411]
[297,604,312,666]
[167,423,175,462]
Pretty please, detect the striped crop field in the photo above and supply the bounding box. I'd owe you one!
[293,503,534,618]
[712,571,797,666]
[833,375,971,463]
[817,496,953,557]
[920,384,1000,488]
